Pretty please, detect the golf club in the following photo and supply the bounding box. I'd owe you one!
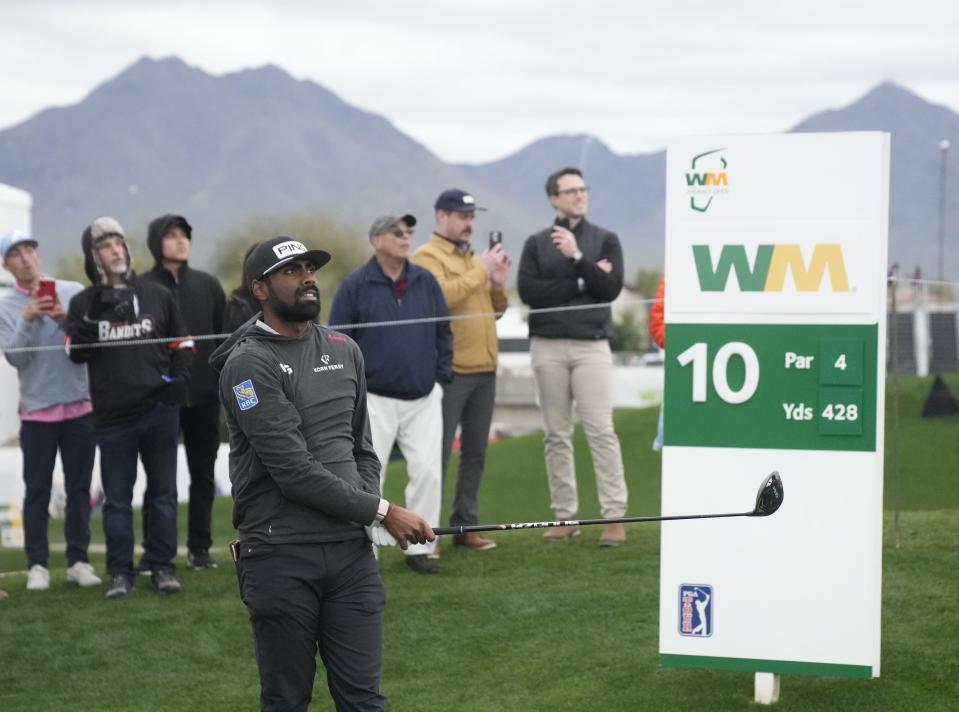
[433,471,783,537]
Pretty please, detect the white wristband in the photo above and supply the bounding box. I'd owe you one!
[374,498,391,524]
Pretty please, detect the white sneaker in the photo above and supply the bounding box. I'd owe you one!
[26,564,50,591]
[67,561,102,588]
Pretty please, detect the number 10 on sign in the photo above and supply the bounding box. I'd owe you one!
[677,342,759,404]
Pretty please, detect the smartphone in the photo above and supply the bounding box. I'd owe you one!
[37,279,57,302]
[555,218,571,231]
[489,230,503,249]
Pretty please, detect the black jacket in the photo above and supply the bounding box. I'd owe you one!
[517,218,624,340]
[328,257,452,400]
[65,277,194,430]
[223,287,260,334]
[209,320,381,544]
[140,215,226,405]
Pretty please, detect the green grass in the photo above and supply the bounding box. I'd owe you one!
[1,375,958,710]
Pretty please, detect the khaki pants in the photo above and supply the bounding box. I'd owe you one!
[530,337,628,519]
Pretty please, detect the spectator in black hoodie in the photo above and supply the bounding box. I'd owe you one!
[65,216,194,598]
[140,214,225,570]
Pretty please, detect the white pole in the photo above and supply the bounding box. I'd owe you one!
[754,672,781,705]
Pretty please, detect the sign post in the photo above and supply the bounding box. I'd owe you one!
[659,133,889,696]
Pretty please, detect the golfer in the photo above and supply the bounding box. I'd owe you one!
[211,236,434,712]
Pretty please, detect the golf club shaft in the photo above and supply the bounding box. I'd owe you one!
[433,510,756,537]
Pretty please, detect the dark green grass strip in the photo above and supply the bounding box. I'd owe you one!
[661,654,873,678]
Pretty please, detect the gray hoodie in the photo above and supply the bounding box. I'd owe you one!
[210,317,381,543]
[0,281,90,412]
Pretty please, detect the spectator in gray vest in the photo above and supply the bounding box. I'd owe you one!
[0,230,100,591]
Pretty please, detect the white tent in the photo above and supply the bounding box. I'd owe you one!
[0,182,32,239]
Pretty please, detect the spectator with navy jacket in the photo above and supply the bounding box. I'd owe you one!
[329,214,452,574]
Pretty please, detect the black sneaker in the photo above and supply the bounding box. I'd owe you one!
[151,569,183,595]
[105,575,134,599]
[187,549,218,570]
[134,559,152,577]
[404,554,440,574]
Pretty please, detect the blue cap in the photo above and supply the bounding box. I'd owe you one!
[0,230,38,260]
[434,189,486,213]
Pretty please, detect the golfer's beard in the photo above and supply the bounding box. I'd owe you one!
[274,296,320,322]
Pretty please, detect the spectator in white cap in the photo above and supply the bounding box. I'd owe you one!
[0,230,100,591]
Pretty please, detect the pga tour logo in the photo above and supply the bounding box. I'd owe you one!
[679,584,713,637]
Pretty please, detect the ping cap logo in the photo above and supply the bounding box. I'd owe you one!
[273,240,307,259]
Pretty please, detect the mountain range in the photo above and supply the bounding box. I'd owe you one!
[0,56,957,280]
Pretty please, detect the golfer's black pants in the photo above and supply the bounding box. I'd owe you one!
[238,538,387,712]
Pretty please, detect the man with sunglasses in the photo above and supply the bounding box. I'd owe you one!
[329,215,452,574]
[517,167,629,547]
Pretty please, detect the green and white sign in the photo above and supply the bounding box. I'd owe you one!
[659,132,889,679]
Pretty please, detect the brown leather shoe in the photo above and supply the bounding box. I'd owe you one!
[598,523,626,547]
[543,525,580,542]
[452,532,497,550]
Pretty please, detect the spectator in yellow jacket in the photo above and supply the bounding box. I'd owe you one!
[412,189,510,551]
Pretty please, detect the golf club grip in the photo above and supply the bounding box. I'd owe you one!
[432,521,568,536]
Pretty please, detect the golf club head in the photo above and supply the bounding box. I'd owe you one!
[751,471,784,516]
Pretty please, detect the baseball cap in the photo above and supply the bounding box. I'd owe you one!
[245,236,332,286]
[0,230,38,260]
[368,214,416,238]
[434,189,486,213]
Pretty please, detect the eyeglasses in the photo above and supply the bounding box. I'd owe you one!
[387,228,413,238]
[556,186,589,197]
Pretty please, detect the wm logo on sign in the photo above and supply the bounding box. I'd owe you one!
[692,244,850,292]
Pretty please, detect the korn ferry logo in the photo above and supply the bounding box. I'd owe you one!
[685,148,728,213]
[693,244,850,292]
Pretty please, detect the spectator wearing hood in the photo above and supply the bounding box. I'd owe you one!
[222,242,262,334]
[65,216,194,599]
[140,214,225,570]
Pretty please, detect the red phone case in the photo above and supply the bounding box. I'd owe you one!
[37,280,57,301]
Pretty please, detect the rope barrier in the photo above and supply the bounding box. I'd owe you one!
[0,296,659,355]
[2,272,956,356]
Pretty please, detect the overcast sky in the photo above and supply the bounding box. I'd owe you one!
[2,1,958,163]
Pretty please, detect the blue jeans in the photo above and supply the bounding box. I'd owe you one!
[97,403,179,578]
[20,414,96,568]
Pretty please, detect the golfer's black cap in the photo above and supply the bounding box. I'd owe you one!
[434,188,486,213]
[245,236,331,286]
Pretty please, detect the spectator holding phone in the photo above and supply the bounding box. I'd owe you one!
[517,167,629,547]
[412,189,510,551]
[65,217,194,599]
[0,231,100,591]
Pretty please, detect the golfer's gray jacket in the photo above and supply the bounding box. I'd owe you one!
[210,319,381,544]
